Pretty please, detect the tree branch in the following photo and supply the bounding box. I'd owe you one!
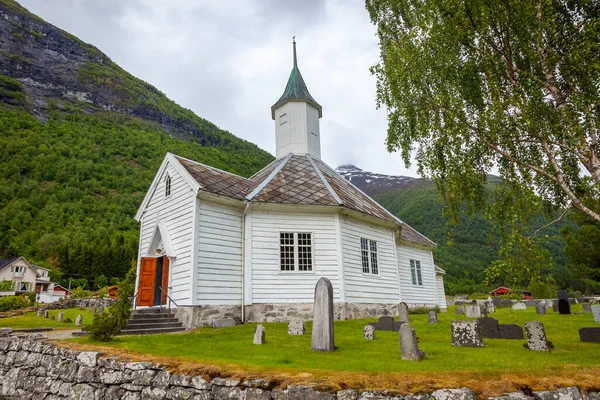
[529,205,572,240]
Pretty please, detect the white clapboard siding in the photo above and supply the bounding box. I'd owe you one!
[196,201,243,305]
[250,210,339,303]
[436,274,447,310]
[396,243,438,307]
[340,216,400,303]
[138,162,196,305]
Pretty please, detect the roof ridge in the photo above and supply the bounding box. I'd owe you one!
[174,154,250,181]
[246,154,293,201]
[306,154,342,205]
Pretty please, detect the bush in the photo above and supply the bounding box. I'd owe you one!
[89,261,136,342]
[0,280,15,291]
[70,286,92,299]
[0,295,31,312]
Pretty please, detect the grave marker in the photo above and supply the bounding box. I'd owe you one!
[363,325,375,340]
[428,311,438,324]
[253,325,266,345]
[368,316,403,332]
[535,303,546,315]
[478,317,500,339]
[465,304,481,318]
[37,309,43,317]
[558,290,571,315]
[498,324,524,339]
[525,321,550,351]
[75,315,82,327]
[399,323,421,361]
[582,304,592,313]
[451,321,484,347]
[44,310,48,318]
[512,302,526,310]
[579,327,600,343]
[311,277,335,352]
[57,312,64,322]
[592,305,600,323]
[288,320,305,335]
[398,302,409,323]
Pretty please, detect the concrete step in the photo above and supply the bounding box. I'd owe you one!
[119,327,186,335]
[124,322,183,330]
[132,308,173,315]
[131,313,175,320]
[127,318,180,325]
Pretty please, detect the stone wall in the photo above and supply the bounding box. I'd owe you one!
[38,297,116,312]
[0,332,598,400]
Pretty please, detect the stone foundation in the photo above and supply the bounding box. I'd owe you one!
[173,305,242,329]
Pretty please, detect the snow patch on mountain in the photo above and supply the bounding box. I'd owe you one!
[335,164,429,195]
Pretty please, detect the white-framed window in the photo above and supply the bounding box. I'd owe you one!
[165,174,172,197]
[360,238,378,274]
[410,259,423,286]
[11,265,24,273]
[280,232,313,272]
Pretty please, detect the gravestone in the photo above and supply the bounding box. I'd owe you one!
[525,321,550,351]
[592,305,600,323]
[75,315,82,327]
[428,311,438,324]
[50,316,55,320]
[364,325,376,340]
[535,303,546,315]
[288,320,306,335]
[37,309,43,317]
[311,277,335,352]
[454,308,463,315]
[552,300,558,312]
[398,302,409,323]
[492,297,502,308]
[399,323,421,361]
[487,302,495,313]
[459,303,466,313]
[477,317,500,339]
[512,302,527,310]
[480,305,488,318]
[558,290,571,315]
[98,305,105,314]
[498,324,524,339]
[368,316,403,332]
[524,300,536,307]
[44,310,48,318]
[451,320,484,347]
[253,325,265,345]
[501,299,513,308]
[579,327,600,343]
[465,304,481,318]
[582,304,592,313]
[57,312,64,322]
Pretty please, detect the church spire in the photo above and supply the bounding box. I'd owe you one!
[271,39,322,119]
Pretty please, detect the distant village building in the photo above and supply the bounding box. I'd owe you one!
[134,41,447,325]
[0,257,66,302]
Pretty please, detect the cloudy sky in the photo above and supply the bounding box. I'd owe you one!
[18,0,419,177]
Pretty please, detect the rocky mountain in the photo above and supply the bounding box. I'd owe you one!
[335,164,430,195]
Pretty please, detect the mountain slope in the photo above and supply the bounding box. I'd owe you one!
[0,1,274,287]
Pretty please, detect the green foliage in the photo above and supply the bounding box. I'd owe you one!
[109,277,120,286]
[94,275,108,290]
[366,0,600,225]
[0,280,15,291]
[70,279,89,291]
[69,286,91,299]
[528,275,557,299]
[89,262,135,342]
[0,295,31,312]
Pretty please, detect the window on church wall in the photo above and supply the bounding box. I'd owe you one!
[280,232,313,272]
[279,113,288,126]
[361,238,378,274]
[165,175,171,197]
[410,259,423,286]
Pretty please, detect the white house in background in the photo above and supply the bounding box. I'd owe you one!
[0,257,64,302]
[134,41,446,325]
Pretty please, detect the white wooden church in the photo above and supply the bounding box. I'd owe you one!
[134,42,446,326]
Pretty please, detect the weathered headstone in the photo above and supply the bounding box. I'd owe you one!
[37,309,43,317]
[428,311,438,324]
[288,319,306,335]
[558,290,571,315]
[525,321,550,351]
[487,302,495,313]
[492,297,502,308]
[480,305,488,318]
[465,304,481,318]
[363,325,376,340]
[451,320,484,347]
[524,300,536,307]
[253,325,265,345]
[579,327,600,343]
[535,303,546,315]
[501,299,512,308]
[44,310,49,318]
[454,308,463,315]
[552,300,558,312]
[512,302,527,310]
[398,302,409,322]
[311,277,335,352]
[399,323,421,361]
[592,305,600,323]
[477,317,500,339]
[368,316,403,332]
[57,312,64,322]
[75,315,82,327]
[498,324,524,339]
[582,304,592,313]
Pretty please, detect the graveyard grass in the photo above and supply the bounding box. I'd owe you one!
[0,307,98,329]
[61,305,600,396]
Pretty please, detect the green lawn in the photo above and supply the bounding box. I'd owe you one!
[0,307,99,330]
[69,305,599,375]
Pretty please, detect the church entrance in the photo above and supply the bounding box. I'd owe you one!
[136,256,170,307]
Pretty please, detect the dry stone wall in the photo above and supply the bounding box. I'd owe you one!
[0,333,598,400]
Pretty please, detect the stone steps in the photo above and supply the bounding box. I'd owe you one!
[121,308,186,335]
[119,326,186,335]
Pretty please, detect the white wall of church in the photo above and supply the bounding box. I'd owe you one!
[249,210,339,303]
[396,243,438,307]
[196,201,243,305]
[138,162,196,305]
[340,216,401,303]
[436,274,447,311]
[274,102,321,159]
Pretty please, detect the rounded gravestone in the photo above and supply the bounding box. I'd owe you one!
[311,277,335,352]
[399,323,421,361]
[535,303,546,315]
[428,311,438,324]
[398,302,409,323]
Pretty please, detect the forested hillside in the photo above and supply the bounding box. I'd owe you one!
[0,0,274,288]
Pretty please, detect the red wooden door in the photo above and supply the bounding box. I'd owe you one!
[137,257,156,307]
[161,256,170,305]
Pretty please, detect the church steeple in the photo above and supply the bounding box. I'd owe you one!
[272,39,323,159]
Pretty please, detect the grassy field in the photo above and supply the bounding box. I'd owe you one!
[0,307,98,330]
[62,304,600,396]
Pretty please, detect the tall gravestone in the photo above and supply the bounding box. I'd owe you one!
[525,321,550,351]
[399,323,421,361]
[253,325,266,345]
[558,290,571,315]
[75,315,82,327]
[535,303,546,315]
[311,277,335,352]
[398,302,409,323]
[592,305,600,323]
[451,321,484,347]
[57,312,64,322]
[44,310,48,318]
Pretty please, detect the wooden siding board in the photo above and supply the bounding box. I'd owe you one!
[396,244,438,306]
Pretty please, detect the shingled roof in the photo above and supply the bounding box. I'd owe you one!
[176,154,436,247]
